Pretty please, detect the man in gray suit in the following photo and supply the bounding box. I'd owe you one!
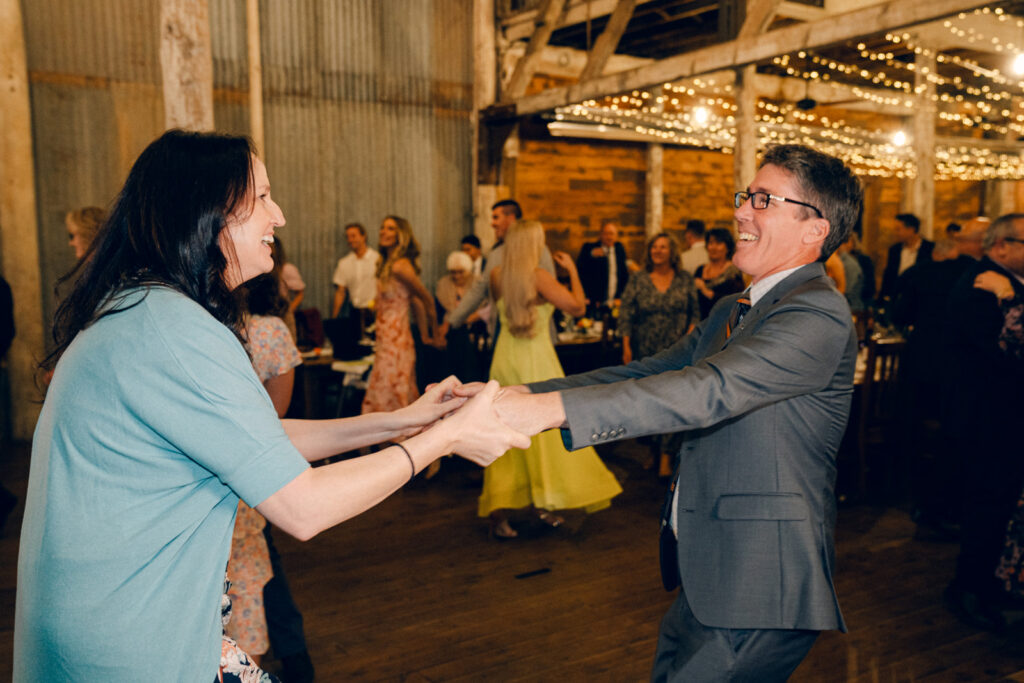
[492,145,862,681]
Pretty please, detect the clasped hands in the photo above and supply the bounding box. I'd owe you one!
[399,376,565,467]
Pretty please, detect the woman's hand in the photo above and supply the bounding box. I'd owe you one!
[395,375,467,438]
[438,380,531,465]
[553,251,577,273]
[975,270,1015,301]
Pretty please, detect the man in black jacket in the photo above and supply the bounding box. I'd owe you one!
[878,212,934,307]
[943,214,1024,632]
[576,219,629,316]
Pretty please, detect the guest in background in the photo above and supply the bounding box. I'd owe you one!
[693,227,745,319]
[679,219,708,275]
[837,234,865,316]
[441,199,554,341]
[878,212,933,308]
[269,238,305,341]
[576,219,629,316]
[225,273,303,669]
[953,216,990,262]
[362,215,438,415]
[65,206,106,261]
[436,251,488,385]
[892,239,972,537]
[481,220,622,539]
[460,234,484,277]
[943,214,1024,632]
[241,271,314,681]
[331,222,380,318]
[618,232,698,476]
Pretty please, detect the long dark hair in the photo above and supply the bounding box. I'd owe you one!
[43,129,256,371]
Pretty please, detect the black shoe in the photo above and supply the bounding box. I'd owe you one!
[279,650,314,683]
[944,584,1007,632]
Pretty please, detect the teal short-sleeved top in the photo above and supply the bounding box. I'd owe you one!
[14,287,310,682]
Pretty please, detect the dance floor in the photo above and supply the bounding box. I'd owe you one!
[2,439,1023,681]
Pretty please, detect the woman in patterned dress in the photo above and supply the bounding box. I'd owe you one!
[618,233,699,476]
[223,273,303,667]
[362,216,439,415]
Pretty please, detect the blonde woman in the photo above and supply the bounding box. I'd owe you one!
[480,220,622,538]
[66,206,106,260]
[362,215,438,415]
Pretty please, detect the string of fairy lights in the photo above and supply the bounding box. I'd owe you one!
[549,5,1024,181]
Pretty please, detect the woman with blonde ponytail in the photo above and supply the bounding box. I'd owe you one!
[480,220,621,539]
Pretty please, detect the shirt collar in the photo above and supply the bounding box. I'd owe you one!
[749,265,803,306]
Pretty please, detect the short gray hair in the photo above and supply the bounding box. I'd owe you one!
[984,213,1024,251]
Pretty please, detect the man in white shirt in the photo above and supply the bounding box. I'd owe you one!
[679,219,709,275]
[331,223,380,317]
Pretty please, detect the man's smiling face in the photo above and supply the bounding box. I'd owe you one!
[733,164,828,283]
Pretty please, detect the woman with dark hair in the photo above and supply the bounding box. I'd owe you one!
[14,130,526,682]
[362,215,438,415]
[693,227,745,319]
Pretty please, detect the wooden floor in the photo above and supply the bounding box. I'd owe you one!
[2,439,1024,682]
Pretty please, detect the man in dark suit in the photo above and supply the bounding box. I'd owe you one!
[942,214,1024,631]
[576,219,629,315]
[878,212,934,307]
[491,145,862,680]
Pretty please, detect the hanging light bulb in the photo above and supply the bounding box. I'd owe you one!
[1013,52,1024,75]
[892,130,908,146]
[692,106,710,126]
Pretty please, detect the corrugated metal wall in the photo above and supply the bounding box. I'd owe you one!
[24,0,474,331]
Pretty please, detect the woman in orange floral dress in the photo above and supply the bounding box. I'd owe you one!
[362,215,439,415]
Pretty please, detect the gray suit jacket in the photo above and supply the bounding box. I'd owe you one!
[529,263,855,632]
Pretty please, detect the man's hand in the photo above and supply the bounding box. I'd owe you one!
[441,380,531,464]
[494,387,566,436]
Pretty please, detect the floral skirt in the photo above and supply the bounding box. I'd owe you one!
[216,576,280,683]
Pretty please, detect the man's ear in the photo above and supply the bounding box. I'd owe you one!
[803,218,830,246]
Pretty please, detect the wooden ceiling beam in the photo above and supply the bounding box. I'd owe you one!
[504,0,569,99]
[579,0,638,82]
[503,0,991,115]
[501,0,655,43]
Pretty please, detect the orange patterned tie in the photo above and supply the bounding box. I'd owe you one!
[726,294,751,337]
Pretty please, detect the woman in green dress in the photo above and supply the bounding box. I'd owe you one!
[479,220,622,539]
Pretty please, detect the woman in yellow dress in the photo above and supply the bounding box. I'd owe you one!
[480,220,622,538]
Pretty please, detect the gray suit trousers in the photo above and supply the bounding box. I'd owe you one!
[652,587,818,683]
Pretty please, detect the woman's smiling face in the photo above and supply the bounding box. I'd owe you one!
[220,157,285,290]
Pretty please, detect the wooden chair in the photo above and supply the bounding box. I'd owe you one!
[854,336,906,499]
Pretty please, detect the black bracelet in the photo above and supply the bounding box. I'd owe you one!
[394,442,416,484]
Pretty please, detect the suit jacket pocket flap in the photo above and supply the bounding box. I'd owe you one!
[714,493,808,520]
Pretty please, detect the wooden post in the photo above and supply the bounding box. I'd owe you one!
[0,0,44,439]
[474,0,500,246]
[646,143,664,238]
[733,64,758,193]
[246,0,264,156]
[159,0,215,131]
[911,48,936,238]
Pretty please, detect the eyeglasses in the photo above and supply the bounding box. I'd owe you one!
[734,191,823,219]
[1004,237,1024,245]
